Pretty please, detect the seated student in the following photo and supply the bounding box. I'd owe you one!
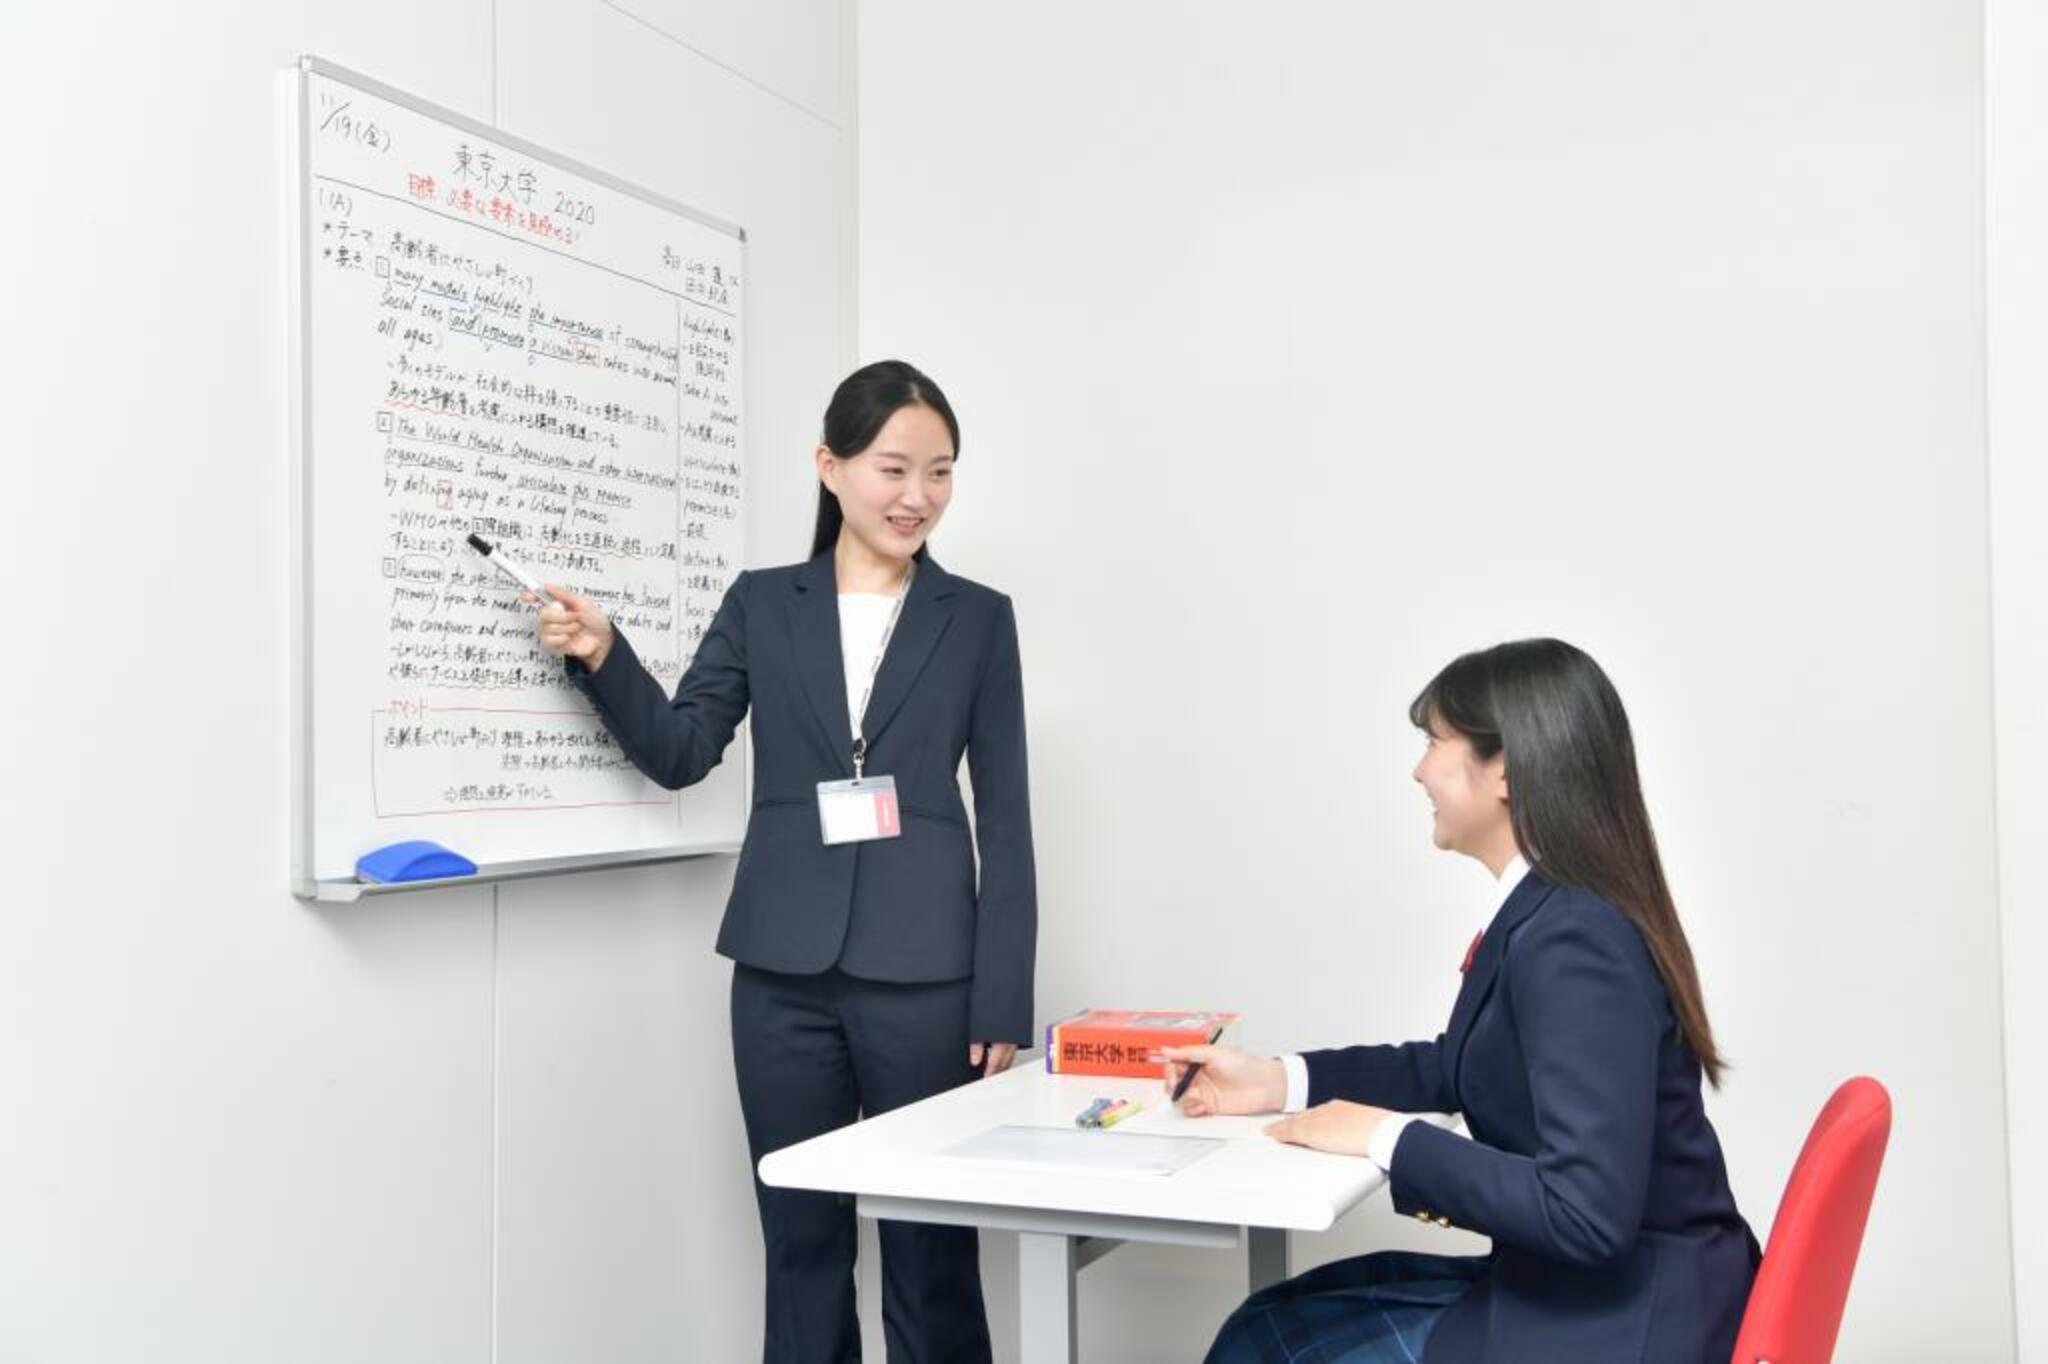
[1164,639,1758,1364]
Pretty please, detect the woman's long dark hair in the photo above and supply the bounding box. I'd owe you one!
[1411,639,1728,1087]
[810,360,962,558]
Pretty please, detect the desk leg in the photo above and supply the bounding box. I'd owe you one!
[1017,1231,1077,1364]
[1247,1227,1290,1293]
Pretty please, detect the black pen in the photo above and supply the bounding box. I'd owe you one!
[1169,1059,1205,1104]
[466,532,561,606]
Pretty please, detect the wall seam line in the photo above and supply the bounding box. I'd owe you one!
[1981,1,2023,1354]
[598,0,841,131]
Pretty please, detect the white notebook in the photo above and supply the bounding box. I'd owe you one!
[940,1124,1224,1177]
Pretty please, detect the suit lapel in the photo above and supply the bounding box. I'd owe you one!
[1444,871,1555,1085]
[789,552,853,769]
[859,556,958,749]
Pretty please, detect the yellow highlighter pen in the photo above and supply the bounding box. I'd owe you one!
[1097,1100,1144,1129]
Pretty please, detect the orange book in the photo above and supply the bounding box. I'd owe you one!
[1043,1009,1239,1078]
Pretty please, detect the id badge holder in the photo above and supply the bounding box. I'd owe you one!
[817,774,902,845]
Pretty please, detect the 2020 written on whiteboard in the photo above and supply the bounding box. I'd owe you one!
[289,60,750,888]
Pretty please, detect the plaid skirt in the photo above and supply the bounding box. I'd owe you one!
[1204,1250,1486,1364]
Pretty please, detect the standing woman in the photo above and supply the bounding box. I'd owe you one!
[1165,639,1757,1363]
[534,360,1034,1363]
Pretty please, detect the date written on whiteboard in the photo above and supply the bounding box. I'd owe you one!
[317,90,392,153]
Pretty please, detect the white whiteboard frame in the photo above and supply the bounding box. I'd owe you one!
[286,56,751,900]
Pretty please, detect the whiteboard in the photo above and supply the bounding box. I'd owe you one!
[288,59,749,892]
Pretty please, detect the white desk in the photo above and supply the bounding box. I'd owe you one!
[757,1060,1396,1363]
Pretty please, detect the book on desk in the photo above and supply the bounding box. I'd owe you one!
[1044,1008,1239,1078]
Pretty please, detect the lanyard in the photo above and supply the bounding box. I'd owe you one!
[849,564,914,780]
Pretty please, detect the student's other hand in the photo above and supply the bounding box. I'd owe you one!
[1263,1100,1392,1157]
[532,584,614,671]
[1160,1045,1286,1117]
[969,1042,1018,1078]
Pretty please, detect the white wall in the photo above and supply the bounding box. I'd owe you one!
[0,3,851,1361]
[860,3,2011,1360]
[3,2,2028,1359]
[1987,0,2047,1355]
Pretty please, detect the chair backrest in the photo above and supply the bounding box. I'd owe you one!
[1730,1076,1893,1364]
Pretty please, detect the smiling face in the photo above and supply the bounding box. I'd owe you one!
[817,402,955,567]
[1412,714,1516,867]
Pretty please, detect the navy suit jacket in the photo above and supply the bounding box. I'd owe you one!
[571,551,1036,1042]
[1304,873,1758,1362]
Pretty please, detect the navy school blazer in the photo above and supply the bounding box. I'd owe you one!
[1304,873,1759,1362]
[570,551,1036,1042]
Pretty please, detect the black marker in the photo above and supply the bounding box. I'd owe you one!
[465,532,560,606]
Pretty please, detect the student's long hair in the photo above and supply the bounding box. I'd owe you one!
[811,360,962,559]
[1410,639,1728,1087]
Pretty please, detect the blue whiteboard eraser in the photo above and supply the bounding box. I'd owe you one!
[355,840,479,884]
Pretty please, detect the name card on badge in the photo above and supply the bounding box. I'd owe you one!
[816,775,902,845]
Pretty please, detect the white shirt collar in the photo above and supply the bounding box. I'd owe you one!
[1490,853,1531,917]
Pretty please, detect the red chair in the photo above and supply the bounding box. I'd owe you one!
[1730,1076,1893,1364]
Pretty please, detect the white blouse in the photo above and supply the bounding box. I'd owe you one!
[837,592,901,738]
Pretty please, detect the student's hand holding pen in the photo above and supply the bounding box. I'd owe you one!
[1160,1044,1287,1117]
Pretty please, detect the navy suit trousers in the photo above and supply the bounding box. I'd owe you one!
[731,964,992,1364]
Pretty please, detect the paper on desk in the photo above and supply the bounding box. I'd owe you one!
[939,1124,1224,1176]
